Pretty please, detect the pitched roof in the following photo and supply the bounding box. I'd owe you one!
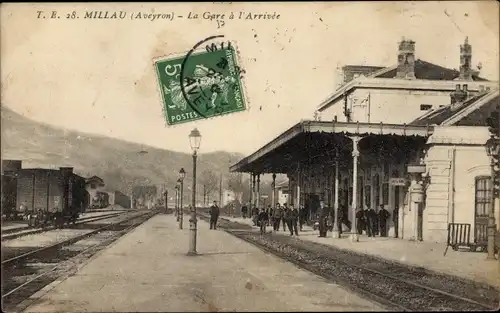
[410,90,499,127]
[317,60,492,112]
[373,59,488,81]
[86,175,104,185]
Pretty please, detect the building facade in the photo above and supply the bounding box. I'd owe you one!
[85,176,106,208]
[231,37,499,244]
[107,190,131,209]
[275,180,289,206]
[222,189,236,207]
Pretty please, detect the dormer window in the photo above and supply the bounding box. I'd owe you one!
[90,183,96,189]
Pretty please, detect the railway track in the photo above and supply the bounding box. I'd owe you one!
[198,211,498,311]
[1,211,126,240]
[1,210,158,311]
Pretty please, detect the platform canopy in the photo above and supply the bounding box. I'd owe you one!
[230,120,434,174]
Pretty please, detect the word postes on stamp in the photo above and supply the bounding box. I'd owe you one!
[154,42,246,126]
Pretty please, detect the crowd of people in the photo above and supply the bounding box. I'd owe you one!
[240,203,307,236]
[211,200,398,239]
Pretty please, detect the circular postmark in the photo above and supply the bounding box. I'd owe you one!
[179,35,246,119]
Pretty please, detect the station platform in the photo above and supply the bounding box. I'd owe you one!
[19,214,384,312]
[223,216,500,290]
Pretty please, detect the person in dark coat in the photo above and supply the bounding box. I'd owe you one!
[272,203,281,232]
[338,204,351,232]
[241,204,248,219]
[299,205,307,231]
[281,203,289,232]
[373,206,380,236]
[252,206,259,226]
[318,201,329,237]
[258,208,268,234]
[365,207,376,237]
[210,201,220,230]
[266,205,273,226]
[355,208,365,235]
[336,205,343,236]
[378,205,390,237]
[288,206,299,236]
[386,205,396,238]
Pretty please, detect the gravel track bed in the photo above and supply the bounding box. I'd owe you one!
[232,231,493,311]
[285,236,499,307]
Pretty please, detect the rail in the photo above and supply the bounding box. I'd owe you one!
[2,210,159,305]
[2,211,155,267]
[1,211,126,241]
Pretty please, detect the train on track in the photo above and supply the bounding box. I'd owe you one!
[1,165,91,228]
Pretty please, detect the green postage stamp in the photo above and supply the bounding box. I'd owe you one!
[154,44,247,126]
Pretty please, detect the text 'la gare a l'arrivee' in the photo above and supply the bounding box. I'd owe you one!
[60,10,280,22]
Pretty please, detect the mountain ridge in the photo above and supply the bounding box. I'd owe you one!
[1,105,248,196]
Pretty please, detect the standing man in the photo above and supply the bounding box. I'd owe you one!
[378,205,390,237]
[258,208,268,234]
[266,204,273,226]
[299,204,307,231]
[336,204,344,236]
[289,205,299,236]
[355,207,365,235]
[281,203,289,232]
[272,203,281,232]
[389,205,397,238]
[241,203,248,219]
[210,200,220,230]
[366,206,377,237]
[318,201,328,237]
[252,206,259,226]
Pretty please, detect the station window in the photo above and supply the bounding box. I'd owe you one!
[475,177,491,217]
[420,104,433,111]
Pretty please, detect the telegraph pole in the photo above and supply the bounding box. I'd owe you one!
[219,172,223,205]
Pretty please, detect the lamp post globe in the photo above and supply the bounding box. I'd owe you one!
[188,128,202,256]
[189,128,202,152]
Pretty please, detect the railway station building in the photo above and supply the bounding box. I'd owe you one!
[230,37,500,244]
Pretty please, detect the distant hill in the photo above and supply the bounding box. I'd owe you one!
[1,105,249,198]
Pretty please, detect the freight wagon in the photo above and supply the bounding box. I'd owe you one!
[1,171,18,220]
[3,166,90,228]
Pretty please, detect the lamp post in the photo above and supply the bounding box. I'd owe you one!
[187,128,202,256]
[165,189,168,214]
[178,169,185,229]
[485,135,499,260]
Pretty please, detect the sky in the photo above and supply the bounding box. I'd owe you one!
[1,1,499,156]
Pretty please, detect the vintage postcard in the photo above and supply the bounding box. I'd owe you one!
[1,1,499,312]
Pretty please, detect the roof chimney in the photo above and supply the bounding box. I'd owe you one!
[450,84,467,109]
[459,37,473,81]
[396,37,416,80]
